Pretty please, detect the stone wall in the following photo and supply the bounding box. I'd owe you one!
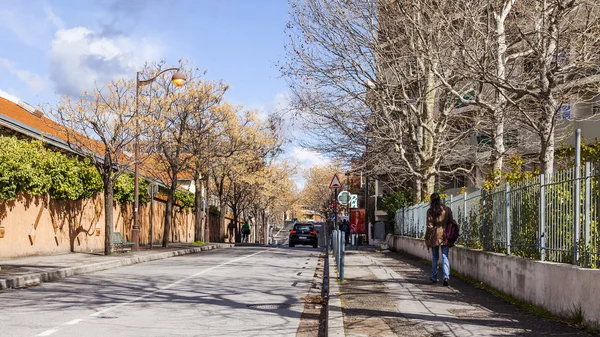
[389,235,600,328]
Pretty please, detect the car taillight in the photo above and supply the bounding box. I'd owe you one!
[290,230,296,234]
[310,231,317,235]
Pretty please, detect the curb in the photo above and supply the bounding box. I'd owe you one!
[0,243,234,290]
[327,254,345,337]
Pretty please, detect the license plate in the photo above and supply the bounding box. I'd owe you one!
[299,236,307,240]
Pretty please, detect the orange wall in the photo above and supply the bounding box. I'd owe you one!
[0,192,196,258]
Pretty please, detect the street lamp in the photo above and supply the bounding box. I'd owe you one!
[132,68,186,250]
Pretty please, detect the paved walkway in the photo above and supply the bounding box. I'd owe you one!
[337,248,597,337]
[0,243,233,289]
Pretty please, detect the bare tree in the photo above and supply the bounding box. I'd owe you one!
[51,80,137,255]
[283,0,482,200]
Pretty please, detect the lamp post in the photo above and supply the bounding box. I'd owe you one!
[132,68,186,250]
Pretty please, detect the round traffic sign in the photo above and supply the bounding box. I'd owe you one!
[337,191,350,204]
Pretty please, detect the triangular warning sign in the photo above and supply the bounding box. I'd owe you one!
[329,174,342,189]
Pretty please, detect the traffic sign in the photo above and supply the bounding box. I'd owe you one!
[329,174,342,189]
[350,194,358,208]
[337,191,350,204]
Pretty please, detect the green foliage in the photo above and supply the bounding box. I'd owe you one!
[175,190,195,211]
[209,205,220,215]
[113,173,150,204]
[381,189,413,221]
[0,137,103,201]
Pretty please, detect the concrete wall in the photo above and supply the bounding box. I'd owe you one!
[0,192,195,258]
[390,235,600,328]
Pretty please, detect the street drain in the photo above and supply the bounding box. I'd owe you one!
[246,303,299,310]
[96,315,118,319]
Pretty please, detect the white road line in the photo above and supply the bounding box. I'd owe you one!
[65,319,83,325]
[91,248,272,317]
[34,248,272,336]
[36,329,58,336]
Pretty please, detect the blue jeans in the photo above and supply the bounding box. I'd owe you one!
[431,245,450,281]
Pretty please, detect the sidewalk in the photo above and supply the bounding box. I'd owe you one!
[0,243,233,290]
[335,247,596,337]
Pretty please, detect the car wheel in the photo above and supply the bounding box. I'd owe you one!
[313,243,318,248]
[289,242,295,247]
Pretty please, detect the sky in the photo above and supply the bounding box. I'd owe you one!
[0,0,329,188]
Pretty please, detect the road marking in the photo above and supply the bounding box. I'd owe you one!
[35,249,273,336]
[37,329,58,336]
[91,248,272,317]
[65,319,83,325]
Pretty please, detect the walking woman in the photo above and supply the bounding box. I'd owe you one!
[424,193,453,286]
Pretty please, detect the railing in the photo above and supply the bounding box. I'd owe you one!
[396,162,600,268]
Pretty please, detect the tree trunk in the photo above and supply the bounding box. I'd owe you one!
[262,209,268,245]
[194,176,203,242]
[414,178,423,203]
[540,109,555,177]
[162,179,177,247]
[103,174,114,255]
[232,207,240,243]
[219,201,226,242]
[423,171,435,200]
[492,116,505,173]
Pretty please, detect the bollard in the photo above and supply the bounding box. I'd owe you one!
[340,235,345,281]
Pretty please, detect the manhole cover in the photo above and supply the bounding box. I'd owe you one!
[246,303,298,310]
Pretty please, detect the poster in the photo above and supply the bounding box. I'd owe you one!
[349,208,366,234]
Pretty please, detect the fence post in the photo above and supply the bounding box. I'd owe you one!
[506,182,511,255]
[482,189,487,250]
[585,162,591,267]
[540,173,546,262]
[463,191,468,233]
[574,128,581,266]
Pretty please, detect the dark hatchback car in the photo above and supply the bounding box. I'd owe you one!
[289,223,318,248]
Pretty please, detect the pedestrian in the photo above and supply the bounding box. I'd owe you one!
[242,221,251,243]
[341,219,350,244]
[424,193,453,286]
[227,222,235,243]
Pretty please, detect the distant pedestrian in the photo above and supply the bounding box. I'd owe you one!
[227,222,235,243]
[424,193,453,286]
[341,219,350,244]
[242,221,251,243]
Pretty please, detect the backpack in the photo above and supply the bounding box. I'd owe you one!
[445,210,460,245]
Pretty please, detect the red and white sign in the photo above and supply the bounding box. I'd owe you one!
[329,174,342,189]
[350,208,366,234]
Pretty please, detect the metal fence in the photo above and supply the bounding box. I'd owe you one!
[395,162,600,268]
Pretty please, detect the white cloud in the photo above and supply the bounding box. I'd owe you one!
[0,89,20,103]
[292,147,330,167]
[44,6,65,29]
[0,58,46,92]
[49,27,163,95]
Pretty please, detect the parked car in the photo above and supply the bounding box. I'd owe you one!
[289,222,318,248]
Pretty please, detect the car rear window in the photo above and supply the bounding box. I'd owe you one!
[294,224,313,231]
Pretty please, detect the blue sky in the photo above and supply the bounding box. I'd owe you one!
[0,0,329,188]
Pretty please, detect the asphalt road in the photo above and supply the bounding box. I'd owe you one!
[0,244,323,337]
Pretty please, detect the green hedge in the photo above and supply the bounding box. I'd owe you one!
[0,137,102,201]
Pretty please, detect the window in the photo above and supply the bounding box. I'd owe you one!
[557,103,571,120]
[454,89,475,108]
[477,135,492,146]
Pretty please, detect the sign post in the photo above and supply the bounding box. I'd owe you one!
[330,174,342,230]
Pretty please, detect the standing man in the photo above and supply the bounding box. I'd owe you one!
[242,221,251,243]
[227,221,235,243]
